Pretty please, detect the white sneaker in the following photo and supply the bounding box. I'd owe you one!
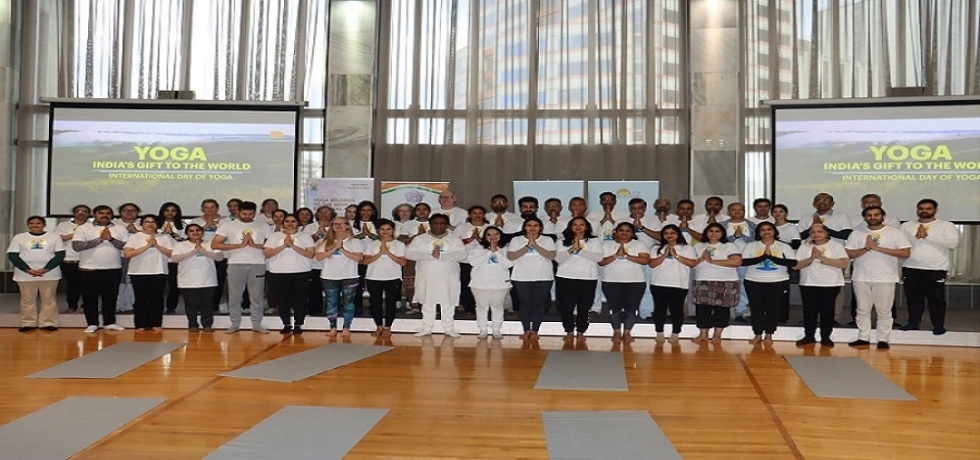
[477,329,488,339]
[104,324,125,331]
[445,329,461,338]
[225,325,240,334]
[492,330,503,339]
[413,329,432,337]
[253,325,270,334]
[84,325,99,333]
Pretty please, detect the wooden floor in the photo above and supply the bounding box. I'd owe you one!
[2,329,979,460]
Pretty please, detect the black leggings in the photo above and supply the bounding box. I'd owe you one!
[513,280,552,332]
[555,277,598,333]
[268,271,310,327]
[695,305,730,329]
[800,285,840,339]
[744,279,789,335]
[131,273,167,329]
[650,285,687,334]
[367,279,402,327]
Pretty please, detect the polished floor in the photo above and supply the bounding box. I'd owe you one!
[2,327,978,459]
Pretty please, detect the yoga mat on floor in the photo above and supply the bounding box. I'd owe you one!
[784,356,916,401]
[542,411,682,460]
[534,351,628,391]
[0,396,165,460]
[27,342,187,379]
[204,406,388,460]
[220,343,394,383]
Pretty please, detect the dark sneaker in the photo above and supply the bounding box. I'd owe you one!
[820,338,835,347]
[795,337,816,346]
[293,326,303,335]
[18,326,37,332]
[876,341,890,350]
[900,322,920,331]
[848,339,871,348]
[280,326,293,335]
[932,326,946,336]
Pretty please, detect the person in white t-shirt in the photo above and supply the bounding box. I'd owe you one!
[8,216,66,331]
[507,217,558,340]
[691,223,742,343]
[352,200,380,318]
[688,196,729,243]
[627,198,659,320]
[406,214,468,337]
[555,217,604,339]
[123,215,175,331]
[748,198,774,225]
[541,197,564,236]
[847,194,901,325]
[436,190,469,228]
[599,222,651,342]
[303,205,336,315]
[363,219,408,337]
[316,216,364,337]
[793,223,849,347]
[740,221,797,345]
[467,226,514,339]
[113,203,142,314]
[900,199,960,335]
[170,224,223,331]
[723,203,757,323]
[190,198,230,312]
[212,201,273,334]
[265,214,316,334]
[487,194,522,235]
[390,203,414,234]
[649,224,699,342]
[398,202,432,313]
[454,205,490,318]
[72,205,130,333]
[844,206,910,349]
[54,204,90,313]
[158,202,187,315]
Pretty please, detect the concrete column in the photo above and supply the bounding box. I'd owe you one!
[688,0,740,206]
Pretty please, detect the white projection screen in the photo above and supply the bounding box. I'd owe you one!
[47,100,302,217]
[771,97,980,223]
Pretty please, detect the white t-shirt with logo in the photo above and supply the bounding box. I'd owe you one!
[692,242,740,282]
[797,240,847,287]
[318,237,363,280]
[54,221,86,262]
[7,232,65,282]
[363,239,407,281]
[264,232,315,274]
[601,239,650,283]
[901,219,960,271]
[72,223,129,270]
[742,241,796,282]
[555,238,603,280]
[468,246,515,289]
[649,244,698,288]
[215,219,272,265]
[124,233,174,275]
[171,241,223,288]
[507,235,557,282]
[846,226,911,283]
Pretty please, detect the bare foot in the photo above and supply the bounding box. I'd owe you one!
[623,331,634,342]
[711,332,723,343]
[655,332,666,343]
[381,328,392,337]
[521,331,531,340]
[611,330,621,342]
[341,328,351,338]
[764,334,773,344]
[370,327,381,337]
[576,332,586,340]
[563,332,574,341]
[327,328,338,337]
[692,334,706,343]
[748,335,762,344]
[668,333,679,343]
[530,331,539,341]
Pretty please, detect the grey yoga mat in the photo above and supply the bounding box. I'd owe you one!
[534,350,628,391]
[542,411,682,460]
[220,343,394,383]
[0,396,166,460]
[784,356,916,401]
[204,406,388,460]
[27,342,187,379]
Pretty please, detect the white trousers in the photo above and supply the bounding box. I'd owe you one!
[421,302,456,333]
[472,288,507,332]
[852,281,895,342]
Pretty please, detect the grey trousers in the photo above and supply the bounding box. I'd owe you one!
[227,264,267,327]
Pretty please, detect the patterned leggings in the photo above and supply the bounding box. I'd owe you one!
[323,278,359,329]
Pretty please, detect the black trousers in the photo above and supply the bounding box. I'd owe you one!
[556,277,598,333]
[513,280,552,332]
[603,282,645,331]
[459,263,476,313]
[307,269,324,315]
[903,267,947,327]
[211,260,227,311]
[650,285,687,334]
[165,262,180,312]
[182,287,215,328]
[800,285,840,340]
[744,279,789,335]
[61,262,83,310]
[80,269,121,326]
[131,273,167,328]
[355,264,368,312]
[268,271,310,327]
[695,305,730,329]
[367,279,402,327]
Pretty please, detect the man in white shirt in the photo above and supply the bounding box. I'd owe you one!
[900,199,959,335]
[723,202,757,322]
[55,204,90,313]
[212,201,273,333]
[541,198,564,235]
[487,194,522,234]
[112,203,142,314]
[798,193,854,325]
[845,206,911,349]
[748,198,774,224]
[688,196,728,242]
[405,214,468,337]
[848,193,900,327]
[588,192,628,242]
[628,198,657,319]
[437,190,468,228]
[72,205,130,332]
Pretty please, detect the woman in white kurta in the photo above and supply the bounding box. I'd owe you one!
[170,223,224,331]
[123,215,174,331]
[8,216,66,331]
[405,214,468,338]
[315,217,363,337]
[467,226,514,339]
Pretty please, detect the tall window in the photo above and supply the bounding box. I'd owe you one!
[380,0,686,146]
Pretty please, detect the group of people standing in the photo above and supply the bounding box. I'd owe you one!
[9,190,959,349]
